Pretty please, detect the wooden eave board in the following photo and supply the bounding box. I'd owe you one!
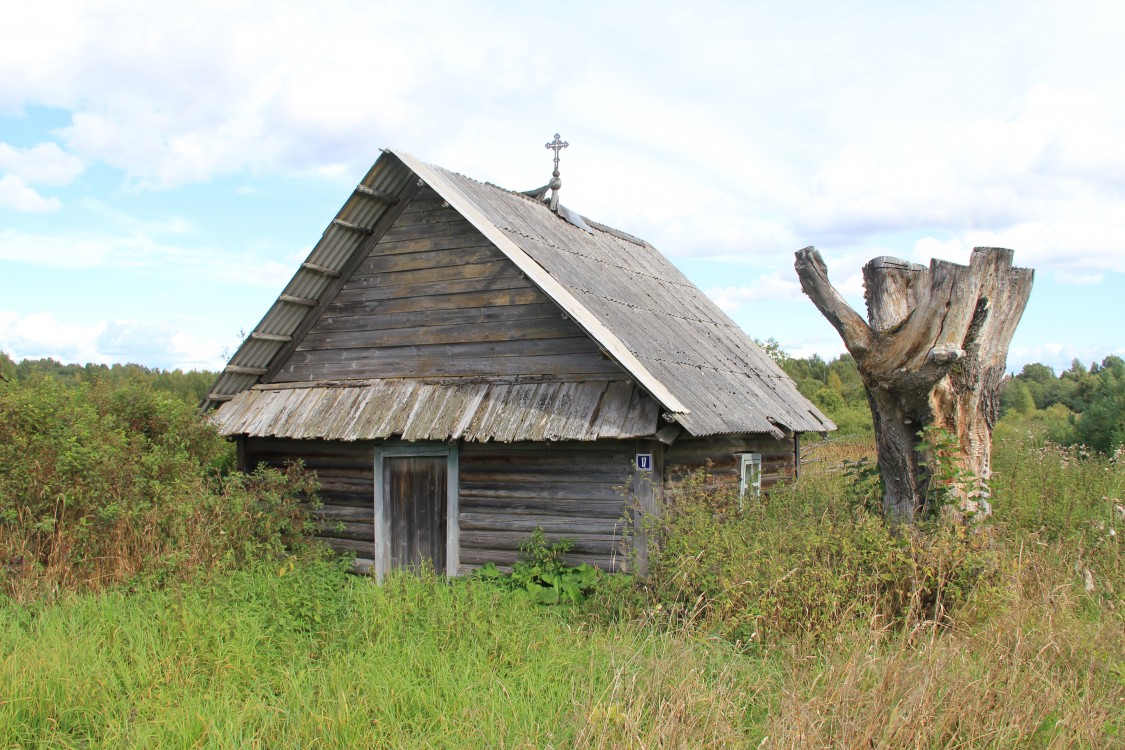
[202,155,416,408]
[208,380,660,442]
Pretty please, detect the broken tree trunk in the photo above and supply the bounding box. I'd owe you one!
[794,246,1034,521]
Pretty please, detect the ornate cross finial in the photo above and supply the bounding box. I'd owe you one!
[545,133,568,176]
[544,133,568,210]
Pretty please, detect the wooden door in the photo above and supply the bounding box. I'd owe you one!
[383,455,447,572]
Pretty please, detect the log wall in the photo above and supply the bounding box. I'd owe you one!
[243,437,378,568]
[664,433,796,491]
[243,436,638,575]
[242,433,795,577]
[458,441,634,574]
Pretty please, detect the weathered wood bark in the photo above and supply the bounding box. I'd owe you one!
[794,246,1033,521]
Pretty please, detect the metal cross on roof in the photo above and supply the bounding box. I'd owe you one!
[544,133,568,210]
[545,133,568,176]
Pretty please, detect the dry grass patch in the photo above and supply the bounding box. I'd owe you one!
[765,548,1123,749]
[574,631,772,749]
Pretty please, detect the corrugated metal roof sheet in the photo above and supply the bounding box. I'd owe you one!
[394,154,834,436]
[210,379,659,442]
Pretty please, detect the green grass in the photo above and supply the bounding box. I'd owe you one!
[1,429,1122,748]
[0,560,767,748]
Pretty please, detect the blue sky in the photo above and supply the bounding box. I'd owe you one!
[1,0,1122,374]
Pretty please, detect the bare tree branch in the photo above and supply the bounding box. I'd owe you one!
[793,247,874,359]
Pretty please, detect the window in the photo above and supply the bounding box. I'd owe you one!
[738,452,762,506]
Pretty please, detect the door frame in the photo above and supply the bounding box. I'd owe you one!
[373,442,459,580]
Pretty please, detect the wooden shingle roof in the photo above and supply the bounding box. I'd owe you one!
[205,150,834,438]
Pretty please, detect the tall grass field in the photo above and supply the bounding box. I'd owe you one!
[1,377,1122,748]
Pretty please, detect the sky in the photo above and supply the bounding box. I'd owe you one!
[1,0,1122,375]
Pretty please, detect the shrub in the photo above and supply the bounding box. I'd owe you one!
[644,465,995,644]
[0,378,321,600]
[475,528,601,605]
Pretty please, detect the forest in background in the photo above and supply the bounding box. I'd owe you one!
[754,340,1124,456]
[0,352,215,406]
[3,345,1122,455]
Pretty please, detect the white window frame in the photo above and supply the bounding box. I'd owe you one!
[373,442,459,581]
[738,452,762,507]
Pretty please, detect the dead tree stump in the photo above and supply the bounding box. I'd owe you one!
[794,246,1033,521]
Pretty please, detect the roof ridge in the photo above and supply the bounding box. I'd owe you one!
[430,161,652,248]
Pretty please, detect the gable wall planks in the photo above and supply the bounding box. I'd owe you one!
[262,179,424,384]
[298,317,584,352]
[310,302,563,335]
[275,197,624,384]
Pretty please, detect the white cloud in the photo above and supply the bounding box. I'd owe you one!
[785,338,848,362]
[0,227,294,288]
[794,86,1125,281]
[0,310,107,363]
[957,207,1125,276]
[0,3,1121,283]
[0,310,232,371]
[165,331,232,371]
[0,228,156,268]
[0,141,84,211]
[707,272,804,311]
[0,142,85,185]
[0,175,60,212]
[96,320,230,370]
[910,237,969,265]
[1,2,527,188]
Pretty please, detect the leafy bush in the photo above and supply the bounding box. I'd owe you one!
[0,377,321,600]
[644,464,995,643]
[475,528,601,605]
[840,455,882,514]
[917,425,993,519]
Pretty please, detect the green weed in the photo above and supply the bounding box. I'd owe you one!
[643,461,996,644]
[475,527,601,605]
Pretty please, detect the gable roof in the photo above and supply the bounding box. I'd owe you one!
[204,150,834,438]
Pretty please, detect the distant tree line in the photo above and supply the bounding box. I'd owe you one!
[757,340,1124,455]
[998,356,1124,455]
[0,352,216,406]
[4,347,1120,454]
[756,339,874,437]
